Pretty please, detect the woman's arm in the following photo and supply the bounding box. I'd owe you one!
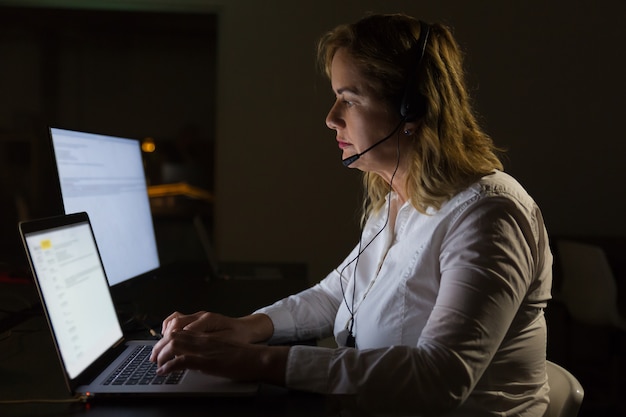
[284,198,548,415]
[152,330,291,385]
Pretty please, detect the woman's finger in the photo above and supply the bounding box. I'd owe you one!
[162,311,206,336]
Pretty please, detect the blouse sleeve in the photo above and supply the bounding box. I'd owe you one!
[283,196,546,416]
[255,247,359,343]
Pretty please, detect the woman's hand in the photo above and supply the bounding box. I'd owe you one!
[157,311,274,345]
[150,329,289,385]
[148,311,285,384]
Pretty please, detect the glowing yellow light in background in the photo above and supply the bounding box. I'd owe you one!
[141,137,156,153]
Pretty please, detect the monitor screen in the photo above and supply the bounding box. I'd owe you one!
[49,127,160,286]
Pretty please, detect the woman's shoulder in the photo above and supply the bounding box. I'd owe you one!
[474,170,536,205]
[442,170,540,216]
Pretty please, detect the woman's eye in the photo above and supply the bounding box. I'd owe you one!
[331,95,355,108]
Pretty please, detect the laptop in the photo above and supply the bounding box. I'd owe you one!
[19,212,257,398]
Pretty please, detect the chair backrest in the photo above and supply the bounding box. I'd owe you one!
[544,360,584,417]
[556,239,626,330]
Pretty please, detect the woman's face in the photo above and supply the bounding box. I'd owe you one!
[326,48,403,173]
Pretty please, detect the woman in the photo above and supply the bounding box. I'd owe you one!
[151,13,552,416]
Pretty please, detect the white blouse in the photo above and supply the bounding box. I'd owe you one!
[256,170,553,416]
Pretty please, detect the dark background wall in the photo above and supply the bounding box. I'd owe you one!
[193,0,626,282]
[0,0,624,282]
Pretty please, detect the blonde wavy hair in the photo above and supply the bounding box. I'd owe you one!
[317,14,503,221]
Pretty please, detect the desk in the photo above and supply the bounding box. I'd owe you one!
[0,264,327,417]
[0,316,328,417]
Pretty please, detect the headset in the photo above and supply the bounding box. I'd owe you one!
[342,21,432,167]
[399,20,431,121]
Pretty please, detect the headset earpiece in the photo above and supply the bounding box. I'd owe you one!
[399,21,431,121]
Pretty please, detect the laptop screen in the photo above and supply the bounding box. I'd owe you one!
[49,128,160,286]
[21,216,123,379]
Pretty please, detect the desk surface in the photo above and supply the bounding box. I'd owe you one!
[0,318,329,417]
[0,265,327,417]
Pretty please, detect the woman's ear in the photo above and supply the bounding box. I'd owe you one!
[402,121,420,136]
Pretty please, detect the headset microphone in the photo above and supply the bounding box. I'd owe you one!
[341,119,405,167]
[341,154,361,167]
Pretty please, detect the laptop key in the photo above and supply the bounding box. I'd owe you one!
[103,345,185,386]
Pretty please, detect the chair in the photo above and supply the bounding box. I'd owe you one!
[554,240,624,415]
[544,360,584,417]
[556,240,626,330]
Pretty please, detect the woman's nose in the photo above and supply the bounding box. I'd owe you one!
[325,102,343,130]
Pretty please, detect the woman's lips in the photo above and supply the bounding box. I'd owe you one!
[337,140,351,150]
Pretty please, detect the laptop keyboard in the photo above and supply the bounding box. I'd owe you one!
[103,345,184,386]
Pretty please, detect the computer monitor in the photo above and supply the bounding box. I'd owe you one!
[49,127,160,287]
